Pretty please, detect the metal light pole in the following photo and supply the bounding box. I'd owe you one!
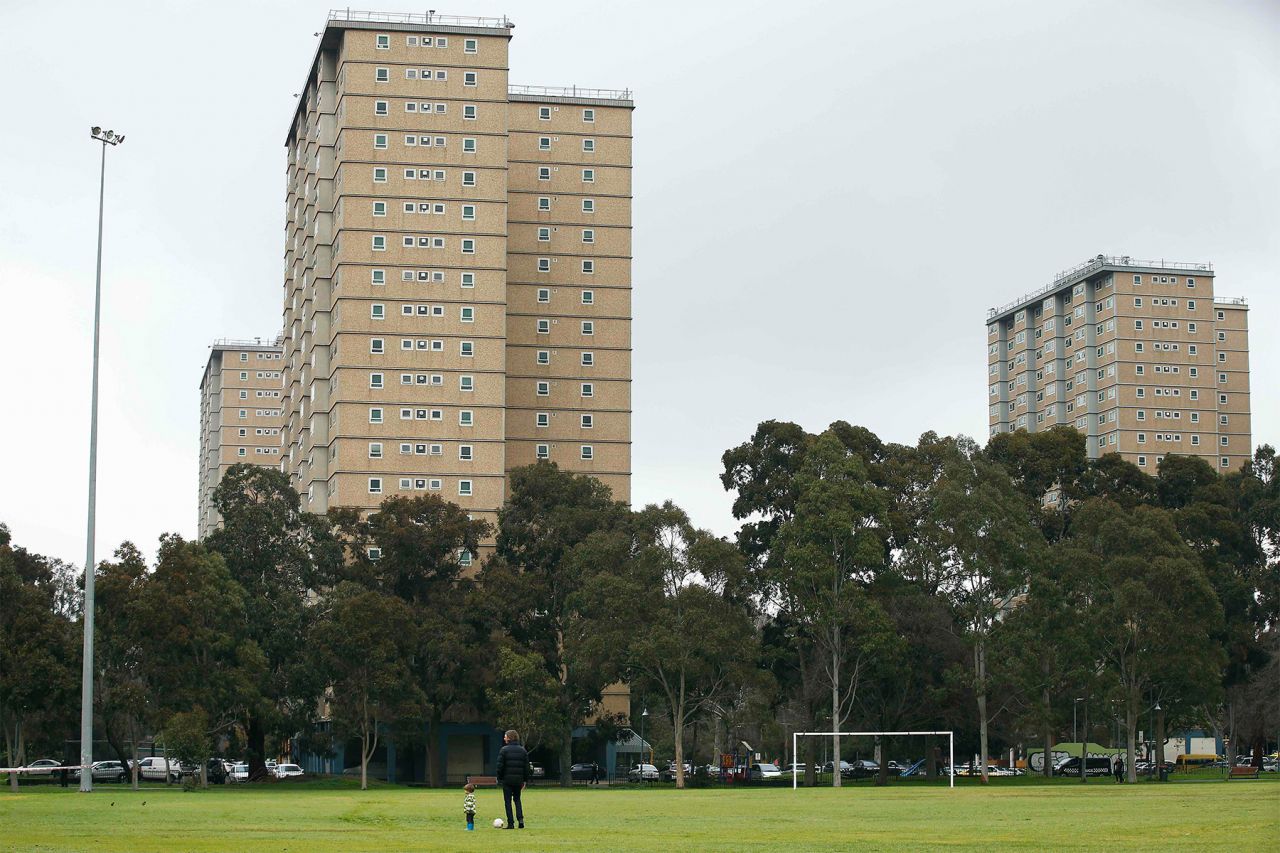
[1073,697,1083,744]
[640,708,649,780]
[79,126,125,793]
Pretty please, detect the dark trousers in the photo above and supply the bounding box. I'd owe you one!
[502,783,524,826]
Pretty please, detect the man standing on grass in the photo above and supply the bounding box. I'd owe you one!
[496,730,531,829]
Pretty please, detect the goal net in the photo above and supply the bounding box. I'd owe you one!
[791,730,955,789]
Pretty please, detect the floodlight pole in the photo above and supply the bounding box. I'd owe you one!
[79,126,123,793]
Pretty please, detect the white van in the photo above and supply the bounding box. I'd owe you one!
[136,756,182,782]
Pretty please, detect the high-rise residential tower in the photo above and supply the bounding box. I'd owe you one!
[197,339,286,537]
[986,255,1250,472]
[281,11,632,552]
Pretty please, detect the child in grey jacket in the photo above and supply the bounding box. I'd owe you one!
[463,783,477,830]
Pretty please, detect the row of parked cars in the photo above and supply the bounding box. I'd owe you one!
[15,757,304,784]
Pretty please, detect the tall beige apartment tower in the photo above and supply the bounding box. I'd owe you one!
[986,255,1251,472]
[198,339,286,537]
[282,11,632,545]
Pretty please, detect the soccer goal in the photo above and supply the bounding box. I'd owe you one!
[791,730,955,789]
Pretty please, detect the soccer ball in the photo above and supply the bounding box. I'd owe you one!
[493,818,505,829]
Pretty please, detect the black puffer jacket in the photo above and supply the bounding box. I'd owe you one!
[496,741,531,787]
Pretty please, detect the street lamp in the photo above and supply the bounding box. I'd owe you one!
[1073,697,1084,744]
[79,126,124,793]
[639,708,649,778]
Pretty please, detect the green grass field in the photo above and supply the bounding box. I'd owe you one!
[1,776,1276,852]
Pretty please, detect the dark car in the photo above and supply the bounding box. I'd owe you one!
[570,762,598,781]
[529,763,546,779]
[849,759,880,778]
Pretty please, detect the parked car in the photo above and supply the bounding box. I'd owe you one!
[570,762,599,781]
[748,762,782,781]
[72,760,128,783]
[229,763,250,782]
[785,763,807,775]
[822,760,854,776]
[274,763,304,780]
[847,759,880,778]
[661,763,695,782]
[529,763,546,779]
[627,763,660,782]
[21,759,62,778]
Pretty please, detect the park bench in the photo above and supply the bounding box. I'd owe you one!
[1228,766,1259,780]
[466,774,499,787]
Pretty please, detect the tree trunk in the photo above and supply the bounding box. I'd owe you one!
[975,638,989,785]
[246,716,268,781]
[1079,702,1088,783]
[4,715,18,791]
[1126,701,1137,783]
[831,640,842,788]
[673,712,685,789]
[426,707,442,788]
[1042,686,1053,779]
[560,725,573,788]
[130,719,140,790]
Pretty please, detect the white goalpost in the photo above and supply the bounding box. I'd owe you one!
[791,730,955,789]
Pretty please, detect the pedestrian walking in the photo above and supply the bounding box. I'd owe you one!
[1113,756,1123,783]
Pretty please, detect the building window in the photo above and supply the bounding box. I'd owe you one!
[583,139,595,153]
[581,383,594,398]
[459,445,473,461]
[582,199,595,213]
[536,381,550,396]
[538,167,551,181]
[375,34,390,49]
[463,104,477,120]
[464,38,477,53]
[458,480,473,496]
[581,445,594,460]
[373,201,386,216]
[536,412,549,427]
[582,168,595,182]
[371,303,385,319]
[537,288,550,303]
[373,167,387,182]
[539,106,551,120]
[369,408,383,423]
[536,444,549,459]
[537,319,550,334]
[463,171,476,186]
[375,67,389,82]
[537,350,550,365]
[463,138,476,152]
[537,227,551,242]
[582,229,594,243]
[538,257,551,272]
[462,239,476,254]
[582,260,595,274]
[370,372,384,389]
[581,320,594,335]
[369,442,383,459]
[460,341,474,357]
[1138,456,1147,467]
[583,108,595,122]
[581,352,594,366]
[460,306,474,322]
[581,414,593,429]
[462,204,476,220]
[461,272,475,288]
[459,410,474,426]
[374,100,388,115]
[464,71,477,86]
[237,448,246,457]
[539,137,551,151]
[582,290,594,305]
[1221,457,1230,468]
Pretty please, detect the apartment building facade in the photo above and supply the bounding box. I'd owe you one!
[987,255,1251,472]
[280,10,632,556]
[197,339,286,538]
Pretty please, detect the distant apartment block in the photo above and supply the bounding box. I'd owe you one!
[197,338,286,537]
[987,255,1251,472]
[280,10,633,549]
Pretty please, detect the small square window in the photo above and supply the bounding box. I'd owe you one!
[462,239,476,254]
[582,199,595,213]
[460,410,474,426]
[464,71,477,86]
[537,258,551,272]
[536,444,549,460]
[463,171,476,186]
[375,34,390,49]
[369,442,383,458]
[581,290,594,305]
[536,412,549,427]
[537,288,550,303]
[582,260,595,274]
[539,106,551,120]
[462,204,476,220]
[538,197,551,211]
[373,201,386,216]
[463,138,476,152]
[581,414,593,429]
[373,167,388,182]
[581,383,594,398]
[374,133,388,149]
[583,139,595,153]
[583,108,595,122]
[581,321,594,335]
[537,319,550,334]
[581,445,594,460]
[458,480,472,496]
[582,168,595,183]
[463,105,477,120]
[374,101,388,115]
[536,350,550,365]
[459,445,473,461]
[539,137,551,151]
[582,229,594,243]
[464,38,478,53]
[581,352,594,367]
[375,67,389,82]
[537,381,550,396]
[538,167,551,181]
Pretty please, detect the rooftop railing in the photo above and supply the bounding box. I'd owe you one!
[328,9,512,28]
[1214,296,1248,306]
[212,337,284,349]
[987,255,1213,319]
[508,84,633,101]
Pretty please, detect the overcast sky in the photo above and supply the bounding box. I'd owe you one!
[1,0,1277,568]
